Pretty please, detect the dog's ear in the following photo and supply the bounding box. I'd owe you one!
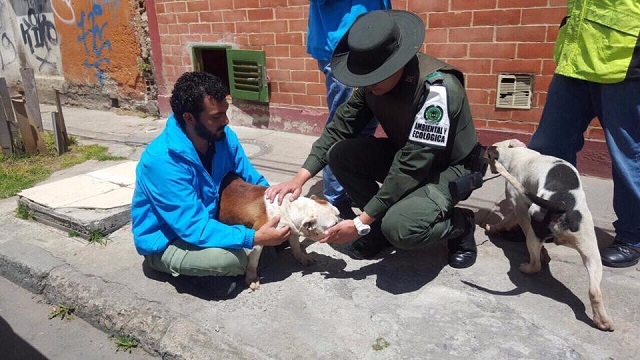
[487,146,499,160]
[508,139,526,148]
[302,219,317,232]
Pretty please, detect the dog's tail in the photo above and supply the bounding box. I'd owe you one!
[491,160,567,213]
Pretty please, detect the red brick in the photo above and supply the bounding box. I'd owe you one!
[200,34,225,43]
[265,45,290,58]
[548,0,567,7]
[393,0,409,11]
[522,8,567,25]
[163,35,181,45]
[469,43,516,58]
[187,1,210,12]
[291,70,320,83]
[177,12,199,24]
[237,21,261,33]
[488,108,516,121]
[465,74,496,89]
[165,56,183,66]
[470,104,495,119]
[275,33,303,45]
[426,28,448,43]
[510,108,543,123]
[304,58,318,71]
[587,127,605,141]
[261,0,288,7]
[493,59,542,73]
[248,8,273,20]
[200,11,223,23]
[546,26,560,42]
[533,74,553,92]
[517,42,555,59]
[473,9,521,26]
[268,69,291,81]
[212,22,236,32]
[157,13,177,25]
[277,58,305,70]
[190,23,212,34]
[497,0,547,8]
[292,94,322,107]
[541,59,556,75]
[466,89,491,105]
[448,59,493,74]
[452,0,496,11]
[247,33,274,45]
[259,20,288,33]
[425,43,468,58]
[289,45,308,58]
[165,2,187,13]
[496,26,547,42]
[289,19,307,32]
[409,0,448,13]
[274,7,304,19]
[306,82,325,96]
[158,23,169,35]
[270,92,292,105]
[156,3,166,14]
[288,0,307,6]
[234,0,260,9]
[429,12,472,28]
[210,0,233,8]
[486,120,536,133]
[449,27,494,43]
[179,34,202,43]
[222,10,247,22]
[167,23,190,34]
[280,81,305,94]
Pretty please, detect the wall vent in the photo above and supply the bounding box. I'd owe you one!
[496,74,533,110]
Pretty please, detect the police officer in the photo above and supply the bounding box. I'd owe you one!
[266,10,479,268]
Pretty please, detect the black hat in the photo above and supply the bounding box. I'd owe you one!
[331,10,425,87]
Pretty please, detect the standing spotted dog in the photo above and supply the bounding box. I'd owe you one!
[486,139,613,331]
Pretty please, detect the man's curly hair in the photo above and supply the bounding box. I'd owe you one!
[170,72,229,127]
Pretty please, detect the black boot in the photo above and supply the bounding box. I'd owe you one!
[348,221,391,260]
[333,198,357,220]
[447,208,477,269]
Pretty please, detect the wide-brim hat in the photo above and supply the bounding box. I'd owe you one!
[331,10,425,87]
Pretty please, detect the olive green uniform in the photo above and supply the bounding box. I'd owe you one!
[302,53,478,249]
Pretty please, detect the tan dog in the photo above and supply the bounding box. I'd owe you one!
[219,175,340,290]
[486,139,613,331]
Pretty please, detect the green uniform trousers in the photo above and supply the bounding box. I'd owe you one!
[145,239,248,277]
[328,137,469,249]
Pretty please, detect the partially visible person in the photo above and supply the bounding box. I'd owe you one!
[307,0,392,219]
[528,0,640,268]
[131,72,290,295]
[268,10,480,268]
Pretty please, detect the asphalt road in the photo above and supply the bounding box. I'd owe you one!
[0,276,156,360]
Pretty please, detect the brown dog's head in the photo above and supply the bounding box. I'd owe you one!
[486,139,526,173]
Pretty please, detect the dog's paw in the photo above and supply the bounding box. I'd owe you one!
[248,279,261,291]
[593,314,615,332]
[294,254,316,266]
[519,262,541,274]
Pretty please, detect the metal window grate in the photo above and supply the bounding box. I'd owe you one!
[496,74,533,110]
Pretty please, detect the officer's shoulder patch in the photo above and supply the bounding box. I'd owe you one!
[425,71,445,85]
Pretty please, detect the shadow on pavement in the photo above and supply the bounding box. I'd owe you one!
[0,316,47,360]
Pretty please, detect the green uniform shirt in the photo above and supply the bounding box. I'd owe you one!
[554,0,640,83]
[302,53,478,219]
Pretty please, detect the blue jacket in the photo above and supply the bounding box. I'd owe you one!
[307,0,392,61]
[131,115,269,255]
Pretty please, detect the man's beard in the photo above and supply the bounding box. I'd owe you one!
[195,120,226,142]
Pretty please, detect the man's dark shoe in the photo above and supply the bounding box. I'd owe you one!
[348,234,391,260]
[601,240,640,268]
[447,208,477,269]
[333,199,357,220]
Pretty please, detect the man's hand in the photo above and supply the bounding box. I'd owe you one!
[265,180,303,205]
[253,215,291,246]
[320,219,359,244]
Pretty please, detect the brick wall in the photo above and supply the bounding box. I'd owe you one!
[149,0,611,178]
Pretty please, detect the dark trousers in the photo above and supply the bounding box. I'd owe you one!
[327,137,469,249]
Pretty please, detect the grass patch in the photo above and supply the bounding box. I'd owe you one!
[0,135,126,199]
[372,337,390,351]
[49,303,76,320]
[113,334,138,353]
[68,230,79,237]
[87,229,107,245]
[15,202,34,220]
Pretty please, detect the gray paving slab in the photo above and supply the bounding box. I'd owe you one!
[0,104,636,359]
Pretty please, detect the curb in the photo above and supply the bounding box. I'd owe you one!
[0,240,254,360]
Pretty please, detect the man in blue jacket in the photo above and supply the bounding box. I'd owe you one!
[131,72,290,291]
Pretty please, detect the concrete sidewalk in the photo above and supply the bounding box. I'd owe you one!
[0,105,638,359]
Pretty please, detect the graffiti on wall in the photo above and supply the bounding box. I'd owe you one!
[19,7,58,71]
[51,0,75,25]
[0,32,18,70]
[76,0,120,85]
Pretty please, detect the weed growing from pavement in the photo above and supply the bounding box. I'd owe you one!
[68,230,79,237]
[372,337,390,351]
[15,202,34,220]
[49,303,76,320]
[87,229,107,245]
[113,334,138,353]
